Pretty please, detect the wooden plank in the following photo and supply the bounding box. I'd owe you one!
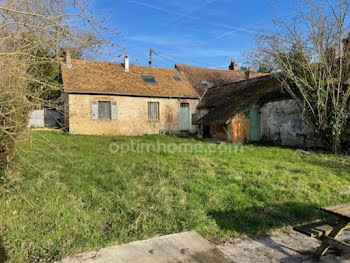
[293,225,322,238]
[315,219,350,257]
[230,113,245,144]
[323,203,350,219]
[293,220,339,238]
[319,235,350,253]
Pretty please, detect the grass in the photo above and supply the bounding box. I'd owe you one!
[1,130,350,262]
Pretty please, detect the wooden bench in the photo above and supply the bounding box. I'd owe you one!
[293,220,340,239]
[294,203,350,257]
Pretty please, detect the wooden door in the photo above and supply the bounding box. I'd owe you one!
[180,103,190,131]
[248,106,261,141]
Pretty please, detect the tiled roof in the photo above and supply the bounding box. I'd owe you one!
[195,75,286,125]
[61,59,200,98]
[175,64,267,96]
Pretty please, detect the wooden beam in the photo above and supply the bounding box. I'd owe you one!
[319,235,350,253]
[293,220,350,239]
[315,219,349,257]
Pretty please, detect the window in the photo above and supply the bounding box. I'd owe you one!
[148,102,159,120]
[142,75,157,83]
[91,101,117,120]
[98,101,111,119]
[201,81,210,88]
[174,76,182,82]
[180,103,189,108]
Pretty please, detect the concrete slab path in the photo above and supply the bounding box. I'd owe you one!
[58,231,233,263]
[58,229,350,262]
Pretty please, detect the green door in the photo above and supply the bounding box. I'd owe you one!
[248,106,261,141]
[180,103,190,131]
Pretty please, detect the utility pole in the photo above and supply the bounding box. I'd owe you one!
[149,48,153,67]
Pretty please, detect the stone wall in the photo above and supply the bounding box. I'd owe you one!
[68,94,198,136]
[28,110,45,127]
[27,110,61,128]
[260,99,325,148]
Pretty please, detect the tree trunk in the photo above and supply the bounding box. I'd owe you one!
[330,134,340,154]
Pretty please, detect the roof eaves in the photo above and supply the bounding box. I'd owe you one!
[65,90,200,99]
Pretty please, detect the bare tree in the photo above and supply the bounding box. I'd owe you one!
[0,0,118,166]
[253,0,350,153]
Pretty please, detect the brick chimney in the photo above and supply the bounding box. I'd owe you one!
[65,50,72,69]
[229,59,238,70]
[124,50,130,72]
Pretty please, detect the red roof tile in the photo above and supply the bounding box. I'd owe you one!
[175,64,267,96]
[61,59,200,98]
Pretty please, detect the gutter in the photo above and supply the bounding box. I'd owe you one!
[65,91,200,100]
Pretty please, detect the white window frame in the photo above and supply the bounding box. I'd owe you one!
[148,101,160,121]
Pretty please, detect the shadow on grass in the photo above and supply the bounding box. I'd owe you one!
[207,201,329,237]
[305,158,350,171]
[0,237,7,263]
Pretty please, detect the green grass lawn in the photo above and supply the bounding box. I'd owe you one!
[1,130,350,262]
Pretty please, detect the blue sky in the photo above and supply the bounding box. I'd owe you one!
[92,0,293,69]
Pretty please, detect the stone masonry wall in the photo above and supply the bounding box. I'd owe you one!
[261,99,325,148]
[27,110,61,128]
[68,94,198,136]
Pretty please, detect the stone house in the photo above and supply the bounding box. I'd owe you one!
[60,54,199,136]
[60,53,349,149]
[194,74,350,149]
[193,75,285,144]
[193,74,322,147]
[60,55,264,137]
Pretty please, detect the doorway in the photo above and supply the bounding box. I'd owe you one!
[180,103,190,131]
[248,106,261,142]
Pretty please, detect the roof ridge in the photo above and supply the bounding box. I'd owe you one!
[176,63,249,73]
[69,58,179,71]
[209,74,272,89]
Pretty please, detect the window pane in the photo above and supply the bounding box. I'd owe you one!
[148,102,159,120]
[98,101,111,119]
[174,76,182,82]
[180,103,189,108]
[201,81,210,88]
[142,75,157,83]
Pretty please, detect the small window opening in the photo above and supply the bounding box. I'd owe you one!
[174,76,182,82]
[201,81,210,88]
[142,75,157,83]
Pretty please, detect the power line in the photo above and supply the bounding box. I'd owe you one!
[153,53,177,64]
[154,50,211,66]
[152,49,229,69]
